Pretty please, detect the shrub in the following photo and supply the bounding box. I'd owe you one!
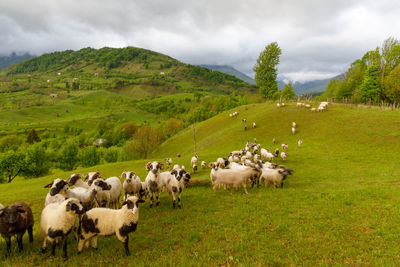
[79,146,100,167]
[22,144,50,178]
[57,140,79,171]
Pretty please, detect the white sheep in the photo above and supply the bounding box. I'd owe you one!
[281,144,288,150]
[292,122,296,128]
[292,127,296,135]
[122,171,144,201]
[281,103,285,107]
[68,173,89,189]
[190,155,198,166]
[216,157,228,168]
[245,151,253,160]
[85,172,102,186]
[259,166,292,188]
[44,179,69,206]
[311,108,317,112]
[104,177,122,209]
[277,103,281,107]
[272,138,276,144]
[260,148,274,162]
[305,104,311,108]
[165,158,172,170]
[296,103,302,107]
[144,161,164,208]
[201,161,207,169]
[40,198,84,260]
[162,166,191,208]
[298,140,302,147]
[78,196,144,256]
[280,152,288,161]
[253,122,256,128]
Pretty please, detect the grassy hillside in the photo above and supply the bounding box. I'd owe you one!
[1,102,400,265]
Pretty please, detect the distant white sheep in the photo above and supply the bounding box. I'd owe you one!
[298,140,302,147]
[281,144,288,150]
[292,127,296,135]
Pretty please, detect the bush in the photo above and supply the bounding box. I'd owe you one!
[103,147,119,163]
[79,146,100,167]
[22,144,50,178]
[57,140,79,171]
[0,135,23,152]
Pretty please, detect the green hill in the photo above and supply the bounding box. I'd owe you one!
[1,102,400,265]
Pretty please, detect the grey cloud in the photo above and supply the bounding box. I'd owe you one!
[0,0,399,81]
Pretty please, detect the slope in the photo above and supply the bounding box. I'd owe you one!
[1,102,400,265]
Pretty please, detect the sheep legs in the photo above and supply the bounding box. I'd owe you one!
[242,183,248,194]
[28,226,33,243]
[4,236,11,254]
[17,232,24,252]
[123,236,130,256]
[62,235,68,261]
[156,194,160,206]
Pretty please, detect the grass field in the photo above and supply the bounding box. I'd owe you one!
[1,102,400,266]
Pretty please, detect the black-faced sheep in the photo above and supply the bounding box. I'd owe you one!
[40,198,84,260]
[85,172,102,186]
[144,161,164,208]
[78,196,144,256]
[44,179,69,206]
[0,202,34,253]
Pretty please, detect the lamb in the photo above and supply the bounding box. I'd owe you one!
[122,171,145,201]
[201,161,207,169]
[296,103,302,107]
[252,122,256,128]
[40,198,84,260]
[165,158,172,170]
[298,140,302,147]
[280,152,288,161]
[78,196,144,256]
[144,161,164,208]
[0,202,34,253]
[281,143,288,150]
[292,127,296,135]
[209,163,259,194]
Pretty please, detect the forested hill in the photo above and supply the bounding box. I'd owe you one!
[0,52,35,69]
[1,47,255,97]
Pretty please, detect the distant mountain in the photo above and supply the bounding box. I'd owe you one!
[285,74,345,96]
[0,52,35,69]
[200,65,255,84]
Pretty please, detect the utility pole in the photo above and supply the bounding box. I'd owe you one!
[193,124,196,154]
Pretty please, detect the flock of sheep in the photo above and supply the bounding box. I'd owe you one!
[0,102,318,261]
[295,101,330,112]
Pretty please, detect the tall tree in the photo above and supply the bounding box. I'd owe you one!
[360,65,381,103]
[253,42,282,98]
[26,129,40,144]
[0,151,25,183]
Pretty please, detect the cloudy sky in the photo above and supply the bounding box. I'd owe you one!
[1,0,399,82]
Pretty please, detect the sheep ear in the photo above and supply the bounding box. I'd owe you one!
[44,181,53,188]
[121,172,126,179]
[96,172,101,178]
[170,170,177,176]
[122,201,127,206]
[83,174,89,181]
[208,163,214,168]
[146,162,152,171]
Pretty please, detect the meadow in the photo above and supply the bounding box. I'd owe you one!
[1,102,400,266]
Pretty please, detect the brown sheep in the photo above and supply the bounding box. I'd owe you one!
[0,202,34,253]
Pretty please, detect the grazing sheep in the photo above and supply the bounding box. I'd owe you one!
[296,103,302,107]
[311,108,317,112]
[280,152,288,161]
[305,104,311,108]
[0,202,34,253]
[40,198,84,260]
[144,161,164,208]
[298,140,302,147]
[281,103,285,107]
[78,196,144,256]
[260,148,275,162]
[201,161,207,169]
[292,127,296,135]
[272,138,276,144]
[253,122,256,128]
[281,143,288,150]
[244,124,247,131]
[274,148,280,157]
[165,158,172,170]
[277,103,281,107]
[176,153,181,158]
[122,171,145,201]
[209,163,259,194]
[259,165,293,188]
[242,118,246,123]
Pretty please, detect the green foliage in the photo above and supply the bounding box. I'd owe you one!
[57,140,79,171]
[0,135,23,152]
[129,126,164,158]
[26,129,41,144]
[79,146,100,167]
[253,42,282,98]
[360,65,381,102]
[103,146,119,163]
[0,150,25,183]
[281,82,296,100]
[22,144,50,178]
[117,121,138,138]
[164,118,184,138]
[383,65,400,103]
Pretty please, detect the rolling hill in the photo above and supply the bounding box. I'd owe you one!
[1,102,400,265]
[0,52,35,69]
